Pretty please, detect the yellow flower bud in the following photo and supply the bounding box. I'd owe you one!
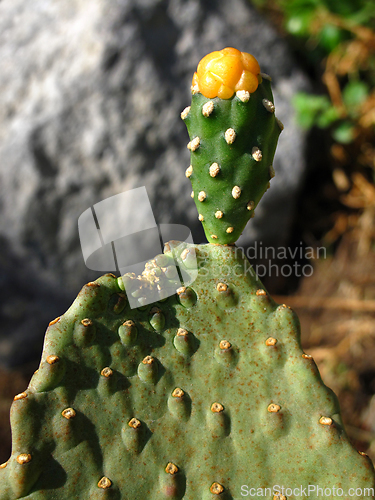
[192,47,261,99]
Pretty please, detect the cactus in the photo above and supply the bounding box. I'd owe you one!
[1,49,374,500]
[181,47,282,244]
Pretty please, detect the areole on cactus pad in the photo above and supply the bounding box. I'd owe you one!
[0,49,374,500]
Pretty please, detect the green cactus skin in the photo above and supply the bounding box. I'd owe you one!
[1,244,374,499]
[181,77,282,244]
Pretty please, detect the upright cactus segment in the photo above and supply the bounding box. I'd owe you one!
[1,244,374,499]
[181,47,282,244]
[1,48,374,500]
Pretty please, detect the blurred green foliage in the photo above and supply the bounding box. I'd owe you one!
[253,0,375,147]
[293,93,339,129]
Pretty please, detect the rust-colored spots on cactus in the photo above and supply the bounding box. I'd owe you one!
[187,137,200,151]
[268,404,281,413]
[211,234,218,239]
[225,128,236,144]
[217,282,228,292]
[192,47,260,99]
[211,402,224,413]
[17,453,32,465]
[0,461,7,469]
[232,186,241,199]
[252,147,262,162]
[256,289,267,296]
[198,191,206,202]
[210,482,225,494]
[165,462,179,475]
[209,162,220,177]
[185,165,193,178]
[319,416,333,426]
[13,392,27,401]
[266,337,277,346]
[101,367,113,378]
[180,106,190,120]
[359,451,368,456]
[129,418,142,429]
[46,355,59,365]
[49,317,60,326]
[98,477,112,489]
[262,98,275,112]
[202,101,214,117]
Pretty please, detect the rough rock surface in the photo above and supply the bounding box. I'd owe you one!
[0,0,309,368]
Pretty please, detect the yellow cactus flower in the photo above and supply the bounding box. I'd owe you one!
[192,47,261,99]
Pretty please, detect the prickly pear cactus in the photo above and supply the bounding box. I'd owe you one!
[181,47,282,244]
[1,48,374,500]
[1,243,374,499]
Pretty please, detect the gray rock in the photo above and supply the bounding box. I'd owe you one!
[0,0,309,368]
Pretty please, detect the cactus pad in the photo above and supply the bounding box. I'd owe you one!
[1,243,374,499]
